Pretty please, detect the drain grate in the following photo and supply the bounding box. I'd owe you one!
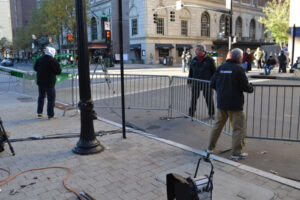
[17,97,34,102]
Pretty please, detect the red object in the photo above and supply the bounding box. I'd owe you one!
[106,31,111,40]
[67,34,73,41]
[198,54,206,62]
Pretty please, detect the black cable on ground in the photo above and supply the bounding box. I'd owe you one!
[8,129,126,143]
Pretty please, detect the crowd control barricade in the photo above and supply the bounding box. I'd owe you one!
[244,83,300,142]
[87,73,171,112]
[87,73,300,142]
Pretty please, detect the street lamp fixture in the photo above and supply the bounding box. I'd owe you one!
[72,0,104,155]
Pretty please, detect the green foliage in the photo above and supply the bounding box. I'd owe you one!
[0,37,11,49]
[258,0,290,47]
[13,0,90,50]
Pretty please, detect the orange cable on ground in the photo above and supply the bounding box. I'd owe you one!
[0,166,85,200]
[0,168,12,184]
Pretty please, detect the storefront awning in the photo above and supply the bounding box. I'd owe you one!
[155,44,174,49]
[130,44,141,50]
[88,43,107,49]
[176,44,193,49]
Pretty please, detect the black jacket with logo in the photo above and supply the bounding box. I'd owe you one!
[34,55,61,88]
[188,55,216,85]
[211,59,253,111]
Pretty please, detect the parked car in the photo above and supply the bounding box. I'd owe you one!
[0,59,14,67]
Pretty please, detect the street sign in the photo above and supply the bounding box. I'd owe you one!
[176,1,182,11]
[104,22,110,31]
[296,27,300,37]
[226,0,232,10]
[101,14,110,18]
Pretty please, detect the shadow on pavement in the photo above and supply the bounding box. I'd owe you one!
[95,107,300,182]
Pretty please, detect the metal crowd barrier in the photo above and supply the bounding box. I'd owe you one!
[88,73,170,111]
[2,70,300,142]
[86,73,300,142]
[0,70,75,113]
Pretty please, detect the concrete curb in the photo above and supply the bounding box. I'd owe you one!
[97,116,300,190]
[250,74,300,81]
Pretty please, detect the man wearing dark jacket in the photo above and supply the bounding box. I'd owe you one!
[278,50,287,73]
[34,47,61,119]
[206,48,253,160]
[188,43,216,118]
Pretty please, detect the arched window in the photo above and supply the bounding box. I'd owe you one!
[249,19,256,40]
[219,14,226,34]
[91,17,97,40]
[235,17,242,38]
[201,12,210,37]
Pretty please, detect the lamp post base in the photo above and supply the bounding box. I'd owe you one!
[72,139,104,155]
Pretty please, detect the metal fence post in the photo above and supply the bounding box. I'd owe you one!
[168,76,173,119]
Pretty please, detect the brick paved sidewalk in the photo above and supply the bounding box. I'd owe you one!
[0,92,299,200]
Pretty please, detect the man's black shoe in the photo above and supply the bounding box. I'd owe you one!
[188,108,195,117]
[0,142,4,153]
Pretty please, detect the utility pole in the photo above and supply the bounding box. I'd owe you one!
[226,0,233,50]
[73,0,104,155]
[118,0,126,139]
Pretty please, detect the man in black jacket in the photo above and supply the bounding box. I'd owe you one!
[34,47,61,120]
[188,43,216,118]
[278,50,287,73]
[206,48,253,160]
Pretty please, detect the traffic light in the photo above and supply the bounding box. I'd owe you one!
[153,13,158,23]
[105,30,111,43]
[170,11,175,22]
[224,15,231,37]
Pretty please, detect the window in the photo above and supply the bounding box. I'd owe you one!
[219,14,226,34]
[249,19,256,40]
[159,49,169,57]
[181,20,188,36]
[91,17,97,40]
[235,17,242,37]
[157,18,164,35]
[201,12,210,37]
[132,19,138,36]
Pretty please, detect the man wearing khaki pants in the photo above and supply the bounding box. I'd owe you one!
[206,48,253,160]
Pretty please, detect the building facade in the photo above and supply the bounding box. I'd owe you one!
[87,0,130,63]
[9,0,37,38]
[89,0,270,64]
[0,0,13,42]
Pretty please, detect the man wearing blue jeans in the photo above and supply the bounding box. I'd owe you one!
[34,47,61,120]
[264,56,276,75]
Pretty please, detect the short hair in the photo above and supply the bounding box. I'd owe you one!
[195,43,206,52]
[231,48,243,60]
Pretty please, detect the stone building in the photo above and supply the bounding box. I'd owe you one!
[0,0,13,42]
[89,0,271,64]
[10,0,37,38]
[87,0,130,62]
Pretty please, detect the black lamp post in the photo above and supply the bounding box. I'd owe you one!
[73,0,104,155]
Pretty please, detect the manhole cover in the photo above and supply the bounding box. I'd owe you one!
[17,97,34,102]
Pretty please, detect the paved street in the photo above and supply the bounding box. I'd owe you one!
[1,92,300,200]
[1,64,300,199]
